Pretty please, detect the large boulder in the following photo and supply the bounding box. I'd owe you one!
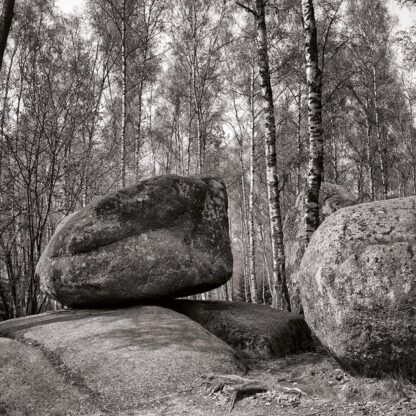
[298,196,416,380]
[284,183,357,313]
[0,306,245,415]
[166,300,314,358]
[37,175,233,307]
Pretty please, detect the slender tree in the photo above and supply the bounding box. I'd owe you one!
[0,0,15,72]
[237,0,291,311]
[302,0,324,245]
[248,64,258,303]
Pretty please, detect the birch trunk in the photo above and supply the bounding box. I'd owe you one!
[365,114,375,200]
[187,73,192,175]
[253,0,290,311]
[296,84,303,195]
[372,66,388,199]
[0,45,15,179]
[0,0,15,72]
[248,66,258,303]
[330,117,339,183]
[240,164,250,302]
[240,203,249,303]
[258,221,273,303]
[302,0,324,246]
[191,2,203,174]
[407,98,416,195]
[121,0,127,188]
[134,80,144,180]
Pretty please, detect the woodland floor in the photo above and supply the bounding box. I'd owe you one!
[136,346,416,416]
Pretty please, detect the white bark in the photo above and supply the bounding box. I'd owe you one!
[250,0,291,310]
[248,66,258,303]
[121,0,127,187]
[372,65,388,199]
[302,0,324,245]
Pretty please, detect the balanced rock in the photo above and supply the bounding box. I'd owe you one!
[166,300,314,358]
[37,175,233,307]
[298,196,416,380]
[283,182,357,313]
[0,306,245,415]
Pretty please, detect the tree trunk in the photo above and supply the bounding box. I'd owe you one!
[248,66,258,303]
[240,173,250,302]
[372,65,388,199]
[121,0,127,187]
[302,0,324,246]
[330,117,339,184]
[187,73,192,175]
[296,84,303,195]
[190,2,203,174]
[0,43,16,181]
[239,200,249,303]
[134,80,144,180]
[0,0,15,72]
[365,113,375,200]
[258,221,272,303]
[253,0,290,311]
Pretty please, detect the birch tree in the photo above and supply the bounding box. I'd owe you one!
[346,0,396,200]
[0,1,103,316]
[237,0,291,311]
[302,0,324,245]
[0,0,15,72]
[171,0,230,174]
[248,65,258,303]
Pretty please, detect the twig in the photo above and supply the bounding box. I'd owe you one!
[282,386,307,396]
[209,382,225,396]
[235,1,256,15]
[204,373,261,384]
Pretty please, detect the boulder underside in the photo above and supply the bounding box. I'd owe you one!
[166,300,314,359]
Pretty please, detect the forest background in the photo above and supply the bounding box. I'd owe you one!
[0,0,415,319]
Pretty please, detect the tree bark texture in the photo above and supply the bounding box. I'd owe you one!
[121,0,127,187]
[372,65,388,199]
[248,66,258,303]
[254,0,291,311]
[302,0,324,245]
[0,0,15,72]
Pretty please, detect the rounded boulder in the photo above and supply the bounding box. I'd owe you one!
[299,196,416,380]
[283,182,357,313]
[37,175,233,307]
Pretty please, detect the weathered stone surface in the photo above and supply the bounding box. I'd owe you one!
[0,306,245,414]
[0,337,101,416]
[283,183,357,313]
[166,300,314,358]
[37,175,233,307]
[298,196,416,380]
